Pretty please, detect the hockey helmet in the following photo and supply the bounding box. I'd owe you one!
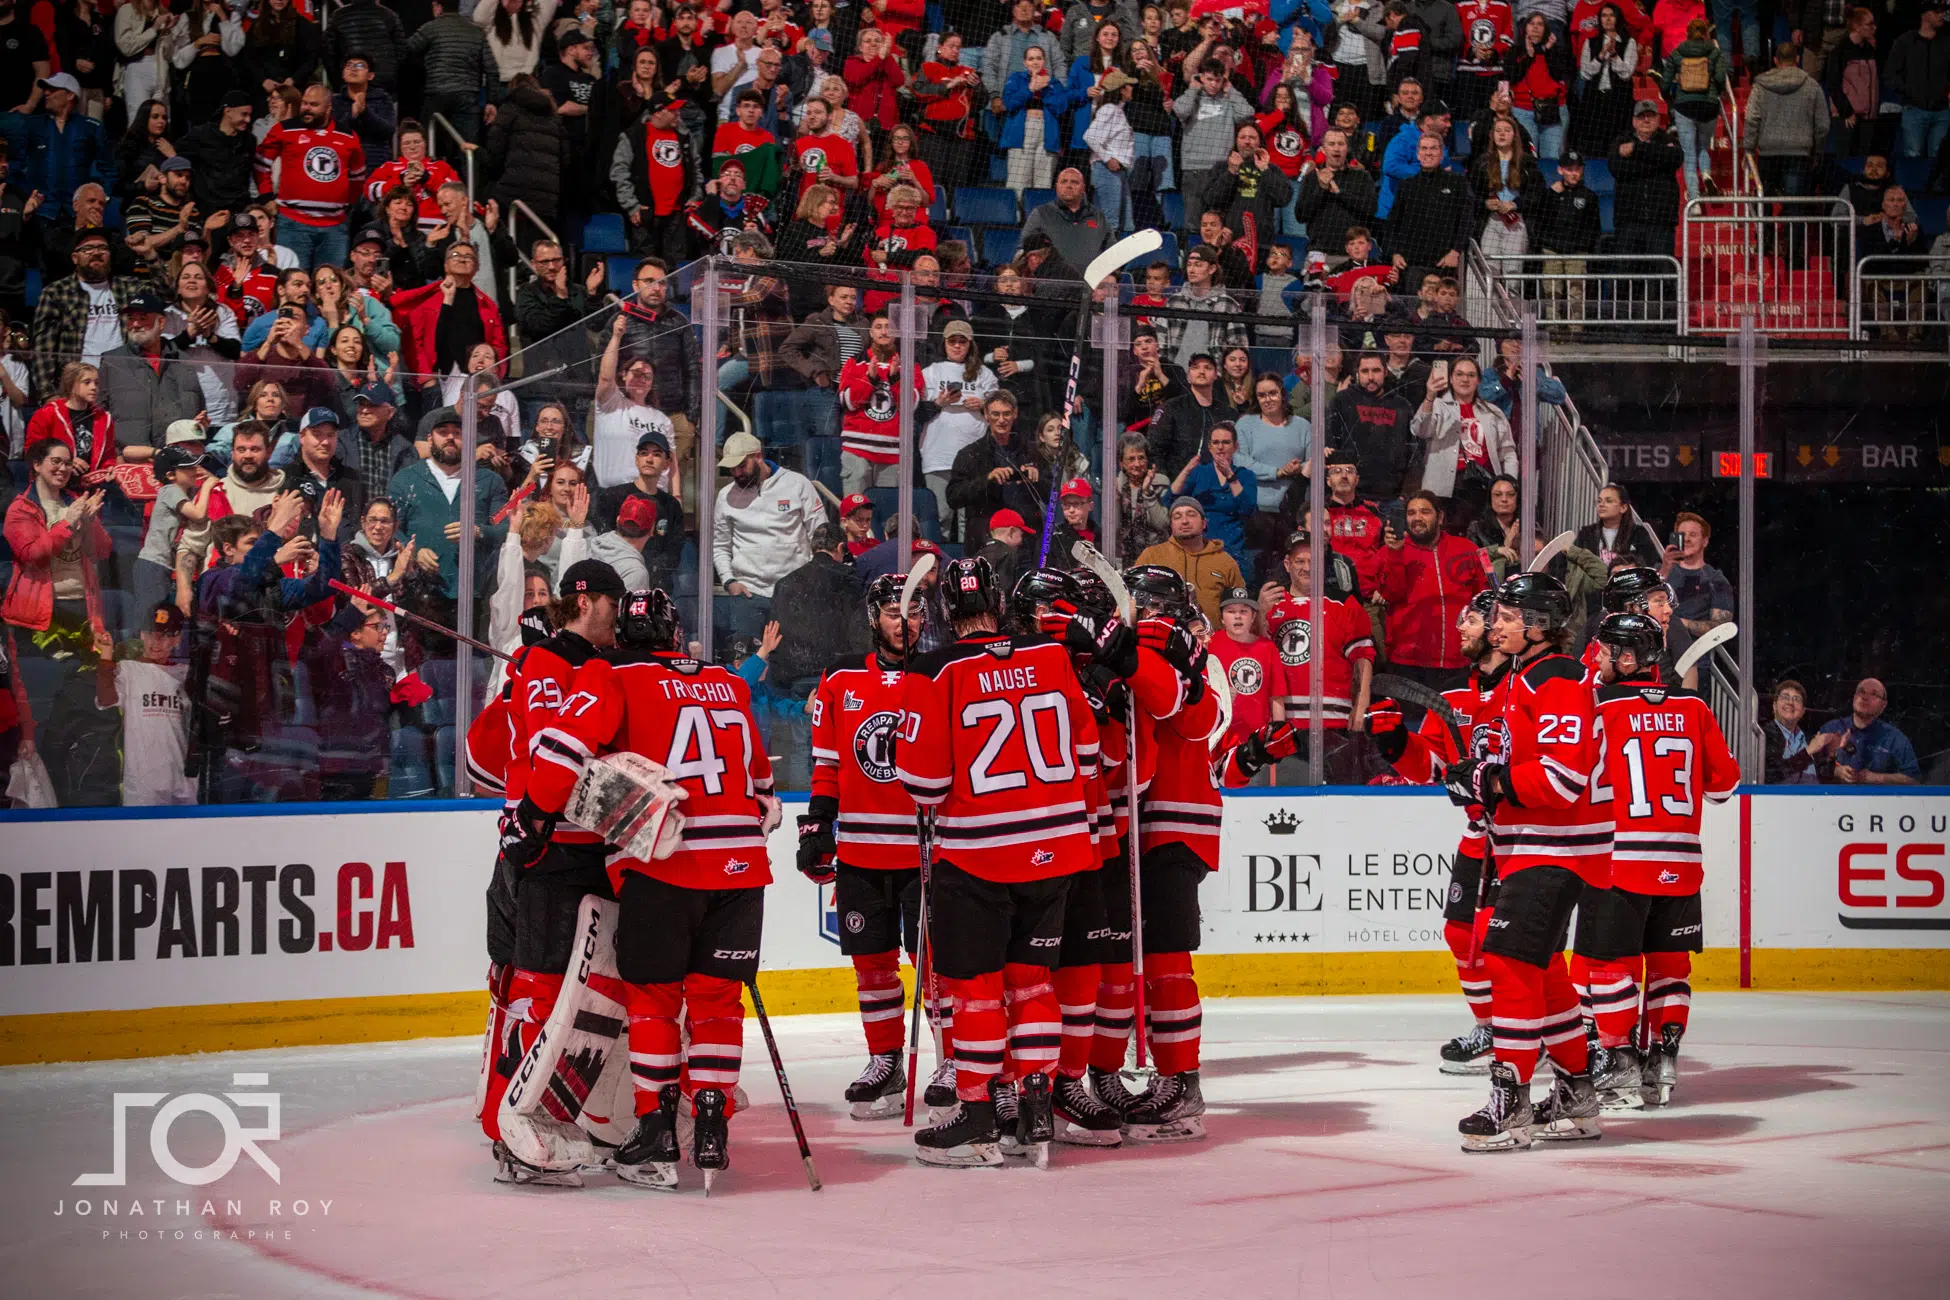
[1601,565,1673,615]
[865,572,919,653]
[1594,611,1665,671]
[617,588,682,650]
[1012,566,1082,625]
[1494,571,1572,631]
[940,555,1002,621]
[1464,588,1497,622]
[1069,568,1117,619]
[1122,564,1193,619]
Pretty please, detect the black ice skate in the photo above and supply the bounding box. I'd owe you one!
[1439,1023,1495,1075]
[1459,1061,1533,1153]
[691,1088,730,1196]
[492,1139,584,1187]
[923,1059,958,1116]
[1088,1065,1149,1119]
[613,1084,681,1191]
[991,1078,1023,1158]
[1122,1071,1206,1143]
[1590,1045,1645,1111]
[914,1097,1004,1168]
[1642,1023,1682,1107]
[845,1051,906,1121]
[1530,1069,1604,1142]
[1052,1074,1124,1147]
[1018,1072,1055,1168]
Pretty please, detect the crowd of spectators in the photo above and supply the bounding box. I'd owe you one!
[0,0,1941,806]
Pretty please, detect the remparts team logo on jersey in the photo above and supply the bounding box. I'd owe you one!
[1277,620,1312,666]
[1229,655,1264,696]
[853,711,901,782]
[76,1074,281,1187]
[302,146,342,183]
[1470,718,1513,762]
[652,138,683,167]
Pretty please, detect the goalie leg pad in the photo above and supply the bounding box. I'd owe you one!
[497,896,627,1171]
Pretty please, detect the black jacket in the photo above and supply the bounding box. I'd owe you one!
[619,304,701,424]
[483,83,567,226]
[176,122,258,215]
[332,87,398,168]
[970,302,1053,419]
[946,431,1047,553]
[1147,388,1238,481]
[1391,166,1475,266]
[1610,130,1685,228]
[770,551,869,686]
[328,0,408,89]
[1327,386,1416,499]
[404,13,493,99]
[1538,180,1603,254]
[1295,167,1378,262]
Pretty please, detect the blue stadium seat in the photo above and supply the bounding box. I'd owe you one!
[1159,191,1186,230]
[1915,196,1950,236]
[1156,231,1180,267]
[583,212,629,254]
[989,152,1008,181]
[1598,193,1615,234]
[1836,156,1869,177]
[929,188,949,222]
[1539,160,1559,186]
[1894,157,1931,192]
[981,226,1022,267]
[1451,122,1470,158]
[1275,235,1308,265]
[23,267,39,310]
[944,224,976,251]
[866,485,942,542]
[1582,158,1615,195]
[955,186,1019,226]
[607,256,636,294]
[1024,187,1055,215]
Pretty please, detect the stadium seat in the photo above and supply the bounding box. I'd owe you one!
[1598,193,1615,234]
[1916,196,1950,236]
[1156,231,1180,267]
[583,212,629,254]
[945,224,976,251]
[1024,187,1055,215]
[929,188,949,222]
[955,186,1019,227]
[1275,235,1308,265]
[981,226,1022,267]
[1582,158,1615,194]
[1894,158,1931,192]
[1159,191,1186,230]
[607,256,636,294]
[23,267,39,310]
[988,153,1008,182]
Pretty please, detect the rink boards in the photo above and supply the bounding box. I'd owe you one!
[1,789,1945,1064]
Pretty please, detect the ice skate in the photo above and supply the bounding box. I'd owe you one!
[613,1084,681,1191]
[691,1087,730,1196]
[492,1140,584,1187]
[1590,1045,1645,1111]
[1052,1074,1124,1146]
[1089,1065,1149,1119]
[1530,1069,1603,1141]
[578,1136,618,1176]
[923,1058,958,1119]
[845,1051,905,1121]
[497,1112,592,1178]
[674,1083,748,1153]
[1122,1071,1206,1143]
[991,1078,1023,1158]
[1018,1072,1055,1168]
[1459,1062,1533,1152]
[1439,1023,1495,1075]
[914,1097,1004,1168]
[1643,1023,1682,1107]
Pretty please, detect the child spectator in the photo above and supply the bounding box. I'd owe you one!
[1207,585,1279,752]
[93,602,195,806]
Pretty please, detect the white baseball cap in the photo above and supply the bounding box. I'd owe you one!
[38,73,82,98]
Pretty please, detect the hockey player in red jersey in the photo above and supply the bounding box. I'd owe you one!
[477,560,623,1183]
[1445,572,1609,1151]
[1577,612,1739,1109]
[1261,530,1377,783]
[524,589,779,1192]
[898,555,1102,1168]
[799,573,955,1119]
[1582,565,1684,685]
[1371,588,1510,1073]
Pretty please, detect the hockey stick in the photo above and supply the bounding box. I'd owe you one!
[1370,671,1469,758]
[1672,621,1737,681]
[747,978,822,1192]
[897,550,940,1126]
[1203,654,1233,750]
[1037,230,1164,566]
[325,579,515,663]
[1527,529,1577,573]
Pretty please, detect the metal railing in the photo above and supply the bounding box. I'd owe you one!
[1852,256,1950,343]
[426,112,477,218]
[1681,195,1855,336]
[1716,78,1751,197]
[1487,253,1684,331]
[1702,644,1766,780]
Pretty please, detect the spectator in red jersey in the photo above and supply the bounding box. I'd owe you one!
[844,25,906,137]
[864,122,937,222]
[913,31,982,189]
[1377,489,1488,696]
[254,83,365,269]
[1208,585,1278,751]
[362,120,463,232]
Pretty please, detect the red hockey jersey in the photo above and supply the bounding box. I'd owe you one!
[1265,593,1375,726]
[897,633,1101,882]
[1138,688,1224,867]
[1456,0,1515,74]
[1482,651,1610,883]
[255,123,366,228]
[837,353,924,464]
[530,651,775,892]
[363,155,464,230]
[511,632,605,845]
[1103,642,1190,841]
[466,681,521,801]
[1208,633,1276,749]
[1591,680,1739,894]
[1388,662,1506,857]
[809,652,919,870]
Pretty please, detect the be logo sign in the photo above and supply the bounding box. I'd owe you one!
[75,1074,281,1187]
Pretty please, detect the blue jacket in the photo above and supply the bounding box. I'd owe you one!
[1177,462,1258,566]
[0,111,114,220]
[1002,70,1071,153]
[201,529,344,621]
[1376,124,1432,221]
[1477,364,1569,414]
[1269,0,1334,48]
[1065,57,1103,150]
[242,306,333,353]
[1815,717,1921,780]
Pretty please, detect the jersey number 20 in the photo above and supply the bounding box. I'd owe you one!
[962,691,1075,795]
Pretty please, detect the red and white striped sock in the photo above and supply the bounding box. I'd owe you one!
[1145,951,1201,1076]
[852,950,906,1055]
[682,973,746,1116]
[1003,962,1061,1081]
[625,979,684,1117]
[1644,951,1693,1035]
[1090,961,1136,1072]
[1053,963,1100,1078]
[948,971,1006,1102]
[1541,953,1591,1076]
[1445,918,1492,1025]
[1486,951,1545,1083]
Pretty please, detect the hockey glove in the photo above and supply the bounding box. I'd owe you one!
[498,795,556,871]
[795,815,838,884]
[1041,606,1139,678]
[1443,758,1508,813]
[1138,617,1207,701]
[1366,698,1407,764]
[1235,720,1302,780]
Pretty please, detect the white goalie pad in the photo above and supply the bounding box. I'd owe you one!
[499,895,627,1170]
[1203,655,1233,750]
[566,752,689,861]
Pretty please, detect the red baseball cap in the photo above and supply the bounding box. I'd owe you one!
[617,496,658,537]
[912,538,942,556]
[840,492,873,517]
[988,508,1028,532]
[1059,477,1093,500]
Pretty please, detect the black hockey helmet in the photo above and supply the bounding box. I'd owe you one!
[1122,564,1192,619]
[1494,571,1572,630]
[1595,611,1665,671]
[1012,566,1081,624]
[940,554,1002,621]
[1069,568,1118,618]
[1602,565,1673,615]
[865,572,919,653]
[617,588,682,649]
[1465,588,1497,621]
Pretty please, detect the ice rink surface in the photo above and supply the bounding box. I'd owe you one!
[7,991,1949,1300]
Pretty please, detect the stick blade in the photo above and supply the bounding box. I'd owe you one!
[1082,229,1165,290]
[1072,541,1133,623]
[1672,621,1737,679]
[1527,530,1577,573]
[898,551,938,622]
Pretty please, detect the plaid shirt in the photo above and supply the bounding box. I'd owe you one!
[721,273,794,386]
[1161,283,1250,368]
[29,273,152,400]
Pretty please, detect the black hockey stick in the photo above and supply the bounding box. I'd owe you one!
[1371,672,1469,758]
[896,556,939,1126]
[747,978,821,1192]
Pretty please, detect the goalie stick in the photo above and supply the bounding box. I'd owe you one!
[1037,230,1165,566]
[1672,621,1737,680]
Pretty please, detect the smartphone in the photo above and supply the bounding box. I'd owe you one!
[373,255,391,277]
[580,251,607,287]
[278,305,299,320]
[1430,358,1449,386]
[1669,530,1683,550]
[1378,498,1408,535]
[943,382,962,400]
